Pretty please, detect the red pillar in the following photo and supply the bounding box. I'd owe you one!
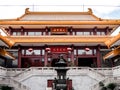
[18,48,22,68]
[67,80,72,90]
[47,80,53,88]
[96,46,101,67]
[44,50,48,66]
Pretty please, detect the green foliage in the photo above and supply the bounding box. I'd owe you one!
[107,83,116,90]
[101,86,107,90]
[0,85,13,90]
[99,81,104,87]
[99,82,117,90]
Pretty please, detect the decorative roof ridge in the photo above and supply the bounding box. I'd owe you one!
[15,8,101,21]
[0,8,120,23]
[25,8,92,14]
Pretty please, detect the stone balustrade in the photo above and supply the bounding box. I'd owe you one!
[92,68,113,76]
[0,67,113,79]
[0,66,7,76]
[12,67,108,82]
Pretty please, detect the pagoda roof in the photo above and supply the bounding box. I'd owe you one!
[0,8,120,29]
[0,8,120,23]
[18,8,100,21]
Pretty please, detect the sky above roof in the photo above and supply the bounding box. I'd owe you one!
[0,0,120,35]
[0,0,120,19]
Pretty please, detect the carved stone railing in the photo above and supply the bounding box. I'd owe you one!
[0,66,7,77]
[6,68,27,77]
[0,66,113,79]
[92,68,113,77]
[13,67,56,81]
[12,67,108,82]
[87,68,105,81]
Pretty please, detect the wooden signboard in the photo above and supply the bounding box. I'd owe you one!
[51,27,68,35]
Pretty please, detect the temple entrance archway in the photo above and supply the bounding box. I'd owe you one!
[78,58,96,67]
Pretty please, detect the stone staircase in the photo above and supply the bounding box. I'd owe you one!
[0,77,30,90]
[0,66,115,90]
[12,67,109,90]
[12,67,107,82]
[0,66,30,90]
[13,67,57,81]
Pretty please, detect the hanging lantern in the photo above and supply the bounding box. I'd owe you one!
[67,47,72,51]
[45,48,51,51]
[85,48,90,51]
[28,48,33,52]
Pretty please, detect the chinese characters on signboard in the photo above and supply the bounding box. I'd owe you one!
[51,27,68,35]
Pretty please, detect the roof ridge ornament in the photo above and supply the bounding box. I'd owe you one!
[88,8,93,14]
[25,8,30,14]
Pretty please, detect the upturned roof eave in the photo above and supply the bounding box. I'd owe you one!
[105,33,120,48]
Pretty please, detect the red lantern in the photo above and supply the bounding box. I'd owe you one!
[28,48,33,52]
[85,48,90,51]
[67,47,72,51]
[45,48,51,51]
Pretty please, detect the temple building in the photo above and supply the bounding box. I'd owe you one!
[0,8,120,68]
[0,8,120,90]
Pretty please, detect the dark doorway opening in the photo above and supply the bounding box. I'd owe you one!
[21,58,44,68]
[51,58,58,67]
[78,58,95,67]
[21,58,31,68]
